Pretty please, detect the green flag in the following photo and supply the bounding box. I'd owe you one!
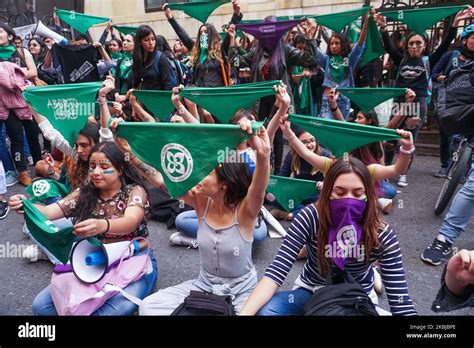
[26,179,71,204]
[23,82,102,148]
[382,5,467,36]
[0,45,17,60]
[168,0,231,23]
[132,90,175,121]
[337,87,406,113]
[267,175,319,212]
[179,84,278,123]
[315,6,370,33]
[359,14,385,67]
[115,121,262,198]
[22,198,75,264]
[288,114,401,158]
[56,8,110,35]
[112,24,138,36]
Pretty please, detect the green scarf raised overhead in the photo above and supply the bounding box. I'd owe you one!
[179,84,278,123]
[132,90,175,121]
[267,176,319,212]
[115,122,262,198]
[292,66,314,116]
[315,6,370,33]
[22,198,75,264]
[337,87,406,113]
[56,8,110,35]
[382,5,467,36]
[288,114,401,158]
[168,0,231,23]
[112,25,138,36]
[0,45,16,60]
[26,179,71,204]
[23,82,102,148]
[359,14,385,67]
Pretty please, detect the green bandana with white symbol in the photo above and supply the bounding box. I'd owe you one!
[26,179,71,203]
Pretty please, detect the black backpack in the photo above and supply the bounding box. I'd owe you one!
[304,267,379,316]
[171,291,235,316]
[148,187,193,229]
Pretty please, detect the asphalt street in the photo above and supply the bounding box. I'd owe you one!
[0,154,473,315]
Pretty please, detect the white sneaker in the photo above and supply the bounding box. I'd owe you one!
[397,175,408,188]
[169,232,198,249]
[22,245,48,262]
[373,266,383,294]
[378,198,393,214]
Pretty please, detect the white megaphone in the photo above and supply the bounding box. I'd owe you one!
[70,238,147,283]
[34,21,68,46]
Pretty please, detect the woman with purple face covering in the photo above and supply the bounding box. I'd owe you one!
[239,157,417,316]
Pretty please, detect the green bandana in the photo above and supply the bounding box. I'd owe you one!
[112,24,138,36]
[293,66,314,115]
[337,87,406,113]
[382,5,467,36]
[359,14,385,67]
[329,55,348,84]
[179,84,278,123]
[267,175,319,212]
[347,20,361,44]
[22,198,75,264]
[288,114,402,158]
[315,6,370,33]
[132,90,175,121]
[0,45,17,60]
[26,179,71,204]
[111,52,123,61]
[56,8,110,35]
[168,0,231,23]
[23,82,103,148]
[199,48,208,65]
[119,51,133,94]
[115,121,263,198]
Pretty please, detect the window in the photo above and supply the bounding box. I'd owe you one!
[144,0,189,13]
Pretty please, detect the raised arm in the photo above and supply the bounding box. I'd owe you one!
[357,11,371,47]
[9,194,65,220]
[163,3,195,51]
[129,91,157,123]
[376,13,403,66]
[171,86,199,124]
[267,84,291,145]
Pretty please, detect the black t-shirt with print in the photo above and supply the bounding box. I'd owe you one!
[52,44,101,83]
[396,57,429,97]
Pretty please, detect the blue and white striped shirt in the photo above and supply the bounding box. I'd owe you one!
[264,204,417,316]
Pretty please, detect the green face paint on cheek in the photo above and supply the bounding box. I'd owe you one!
[103,169,116,175]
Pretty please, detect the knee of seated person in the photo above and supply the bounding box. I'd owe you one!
[256,300,285,316]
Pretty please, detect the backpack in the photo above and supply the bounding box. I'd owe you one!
[152,51,178,88]
[148,187,193,229]
[304,266,379,316]
[171,291,235,316]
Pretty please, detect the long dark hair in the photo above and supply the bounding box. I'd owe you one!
[71,142,148,224]
[326,33,352,57]
[251,16,284,79]
[190,23,223,66]
[67,123,100,190]
[28,37,48,63]
[156,34,176,60]
[316,157,381,276]
[0,22,16,45]
[215,162,252,208]
[133,25,156,75]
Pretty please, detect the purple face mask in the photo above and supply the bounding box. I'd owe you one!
[327,198,367,270]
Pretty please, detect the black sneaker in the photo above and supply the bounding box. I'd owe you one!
[0,200,9,220]
[421,238,452,266]
[434,167,449,178]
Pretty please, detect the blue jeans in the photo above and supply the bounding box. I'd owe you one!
[257,287,313,316]
[0,125,15,173]
[319,94,351,120]
[32,251,158,316]
[438,162,474,244]
[380,180,397,199]
[175,210,268,245]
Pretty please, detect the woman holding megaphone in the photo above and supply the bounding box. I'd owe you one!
[9,141,158,316]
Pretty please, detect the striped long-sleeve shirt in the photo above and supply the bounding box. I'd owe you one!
[264,204,417,316]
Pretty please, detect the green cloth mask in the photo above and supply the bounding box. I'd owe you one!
[359,14,385,67]
[0,45,17,60]
[132,90,175,121]
[115,121,263,198]
[179,83,279,123]
[23,82,103,148]
[383,5,467,36]
[288,114,402,158]
[22,198,75,264]
[56,8,110,35]
[337,87,406,113]
[267,175,319,212]
[168,0,231,23]
[199,33,209,64]
[26,179,71,204]
[329,55,348,84]
[112,25,138,36]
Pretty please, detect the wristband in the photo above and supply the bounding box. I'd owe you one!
[399,145,415,155]
[330,105,339,112]
[47,167,55,176]
[103,218,110,234]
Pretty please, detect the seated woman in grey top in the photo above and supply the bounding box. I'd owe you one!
[139,121,271,315]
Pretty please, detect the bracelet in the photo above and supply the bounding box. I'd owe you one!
[47,168,55,176]
[399,145,415,155]
[103,218,110,234]
[330,105,339,112]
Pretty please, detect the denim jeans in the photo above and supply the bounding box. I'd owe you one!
[175,210,268,245]
[32,251,158,316]
[380,180,397,199]
[438,162,474,244]
[320,94,351,120]
[0,125,15,173]
[256,287,313,315]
